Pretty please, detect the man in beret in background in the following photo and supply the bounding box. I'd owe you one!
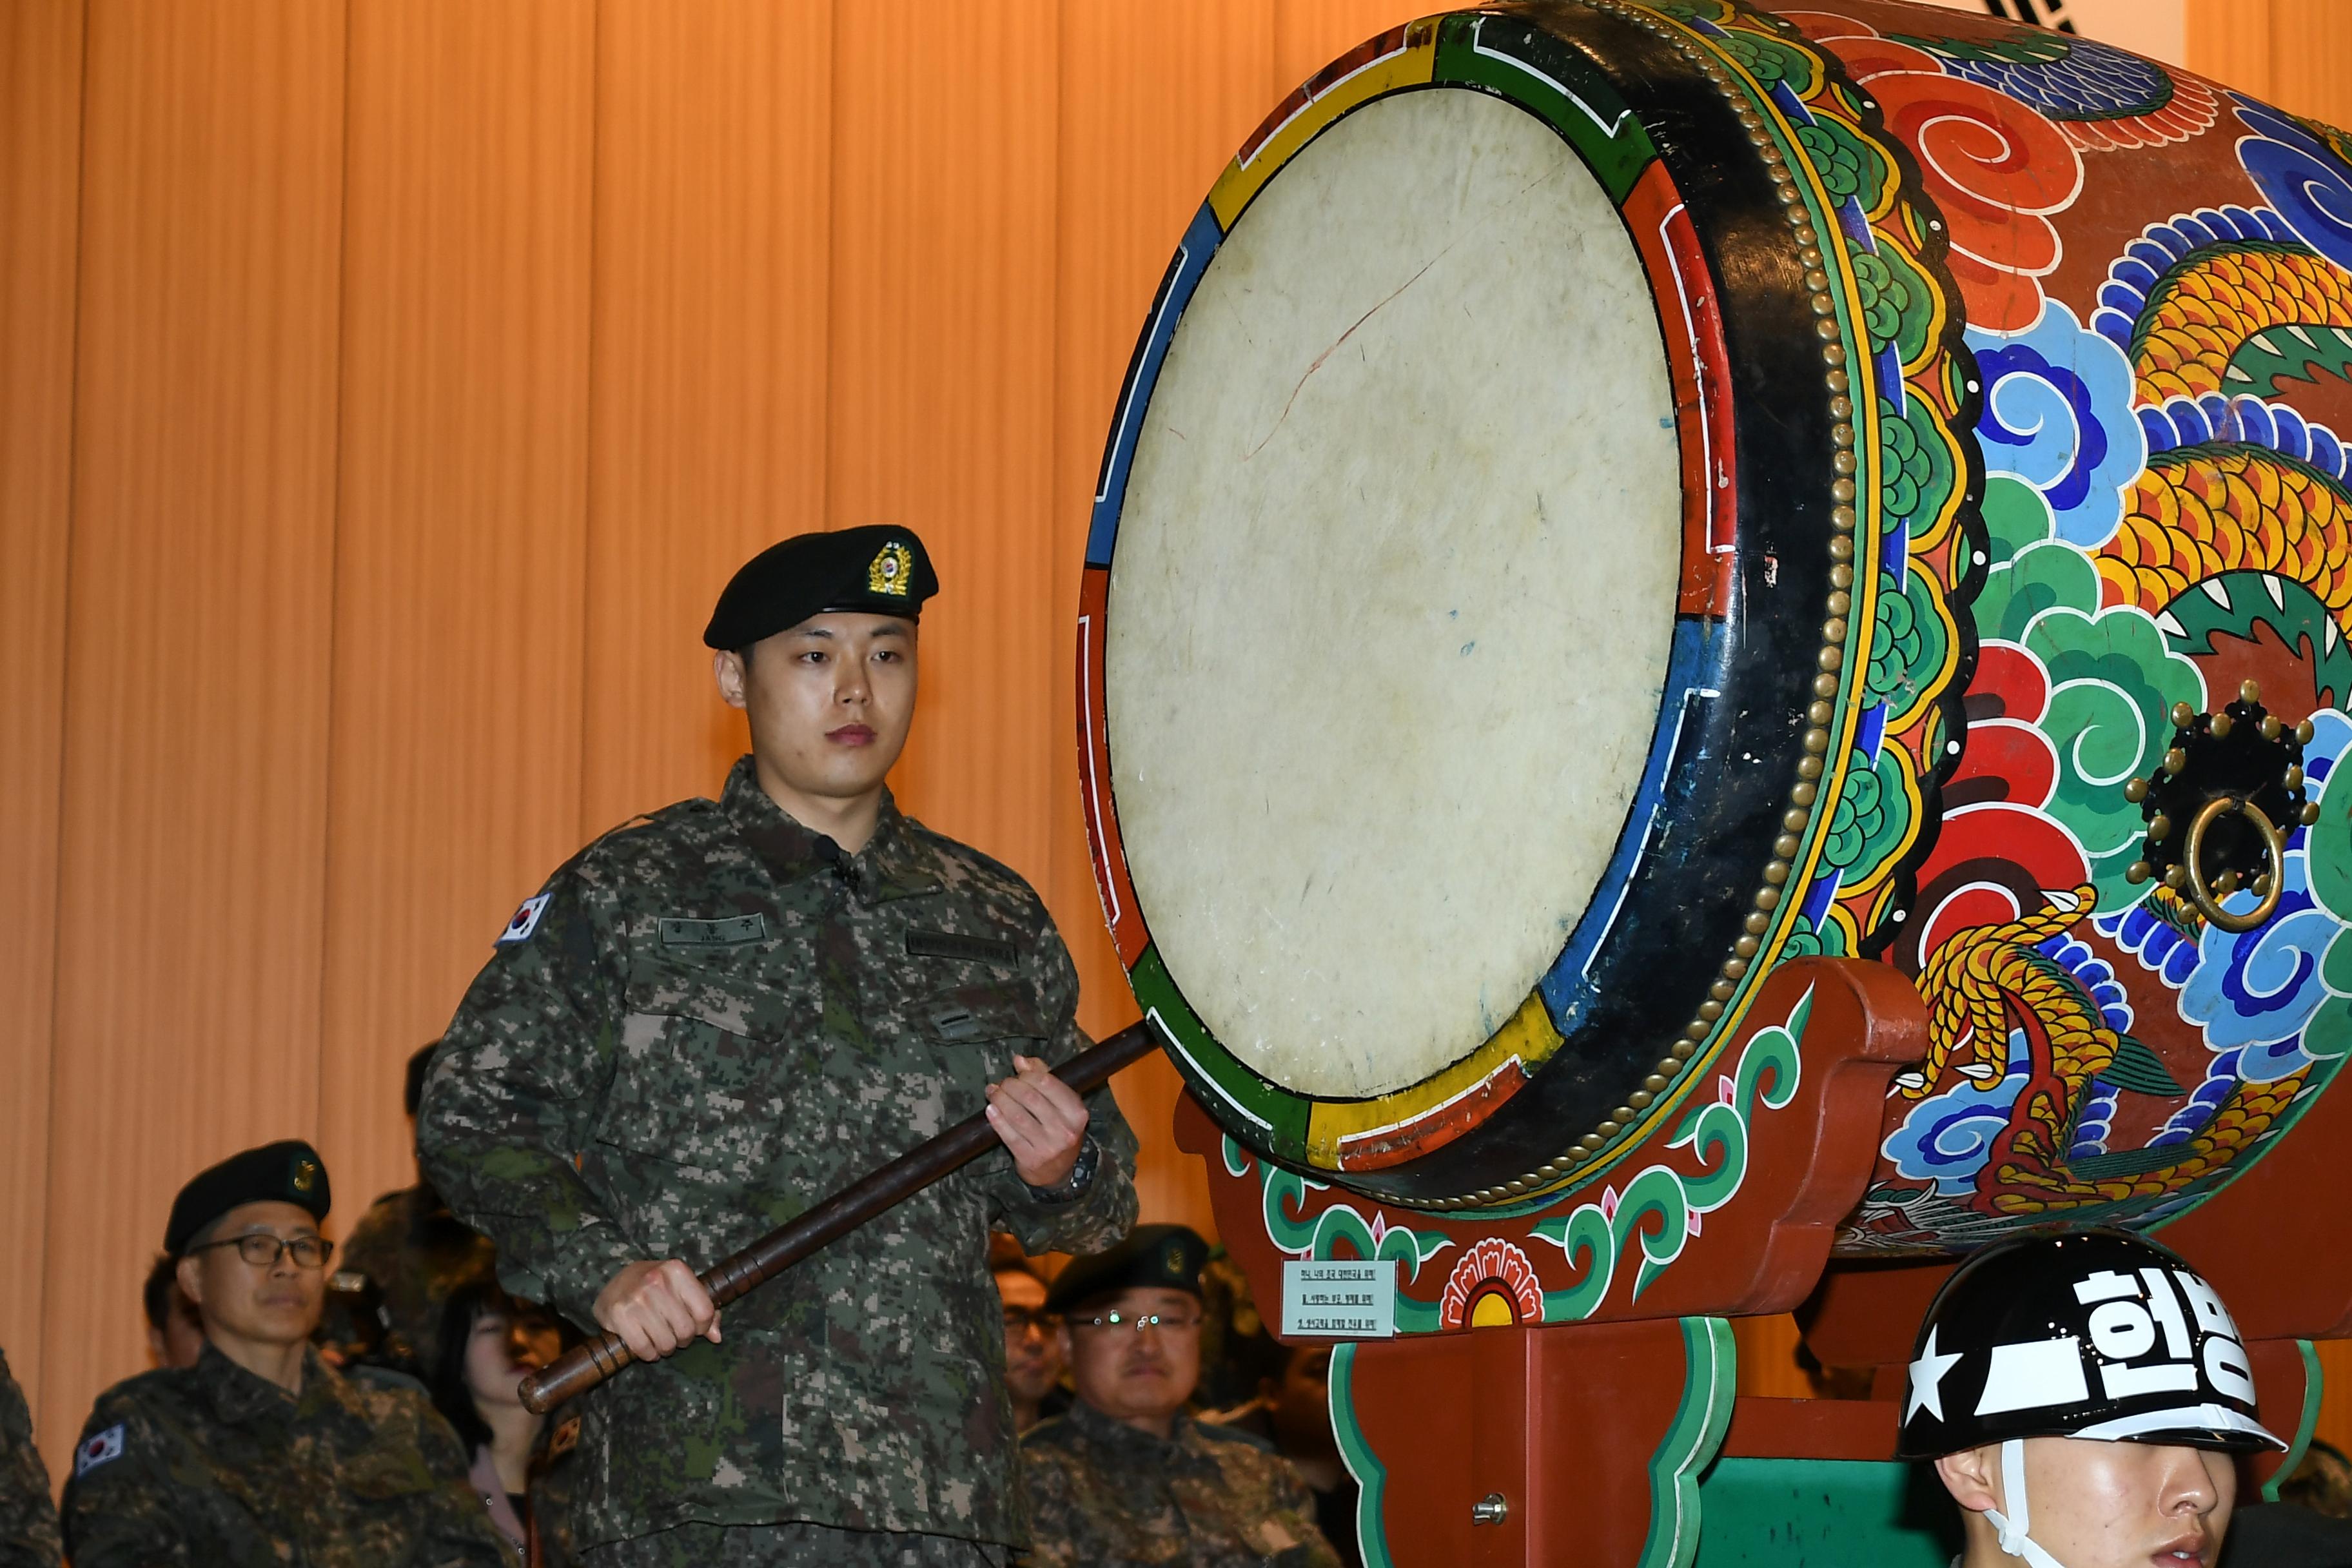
[341,1039,498,1372]
[61,1141,507,1567]
[0,1345,61,1568]
[1021,1225,1340,1568]
[421,526,1138,1565]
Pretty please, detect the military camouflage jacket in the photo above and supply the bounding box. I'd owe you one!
[60,1343,508,1568]
[418,760,1138,1550]
[0,1347,61,1568]
[1020,1402,1342,1568]
[340,1182,498,1370]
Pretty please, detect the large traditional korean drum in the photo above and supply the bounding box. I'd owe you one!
[1079,0,2352,1241]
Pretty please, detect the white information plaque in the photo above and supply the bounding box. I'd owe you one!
[1280,1259,1398,1338]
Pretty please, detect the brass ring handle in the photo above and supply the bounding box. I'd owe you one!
[2183,795,2286,934]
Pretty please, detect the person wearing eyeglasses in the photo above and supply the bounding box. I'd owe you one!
[994,1255,1068,1434]
[1021,1226,1340,1568]
[59,1141,509,1568]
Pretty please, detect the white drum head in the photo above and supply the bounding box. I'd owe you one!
[1104,87,1681,1099]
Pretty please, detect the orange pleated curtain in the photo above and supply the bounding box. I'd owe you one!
[5,0,2352,1493]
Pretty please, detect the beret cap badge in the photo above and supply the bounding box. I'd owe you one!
[868,541,914,596]
[293,1158,318,1193]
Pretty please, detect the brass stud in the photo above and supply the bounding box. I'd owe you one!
[1710,979,1736,1001]
[2164,864,2188,890]
[1803,728,1830,754]
[2262,715,2284,741]
[1831,451,1856,476]
[2170,701,2195,729]
[2298,719,2317,745]
[1791,779,1819,806]
[1764,861,1791,886]
[1795,224,1819,248]
[2210,712,2233,738]
[1736,934,1761,958]
[1779,187,1802,208]
[1827,592,1851,618]
[1826,368,1849,394]
[1824,342,1847,367]
[2163,747,2186,774]
[1627,1090,1654,1110]
[1803,268,1828,291]
[2241,679,2262,704]
[1798,756,1824,780]
[2287,765,2306,790]
[1807,701,1834,727]
[1745,910,1772,934]
[1801,246,1825,268]
[1812,294,1836,318]
[2124,776,2149,803]
[1643,1073,1671,1093]
[1504,1179,1528,1195]
[1671,1040,1698,1060]
[1722,957,1749,980]
[2303,801,2323,827]
[1829,537,1854,564]
[1596,1121,1622,1138]
[1830,506,1857,534]
[2126,860,2151,885]
[1830,563,1854,589]
[1819,646,1845,672]
[1755,885,1783,912]
[2255,872,2274,897]
[1832,422,1855,448]
[1774,833,1801,858]
[1830,478,1857,504]
[1829,395,1852,420]
[2216,870,2240,895]
[2150,813,2172,841]
[1815,318,1841,341]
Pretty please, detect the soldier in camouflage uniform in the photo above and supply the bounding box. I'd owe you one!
[62,1141,507,1567]
[341,1041,499,1371]
[1022,1227,1341,1568]
[418,527,1139,1566]
[0,1346,62,1568]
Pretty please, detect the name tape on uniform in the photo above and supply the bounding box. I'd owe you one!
[1281,1260,1396,1339]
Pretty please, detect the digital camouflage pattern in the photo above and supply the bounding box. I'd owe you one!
[581,1519,1001,1566]
[60,1343,508,1567]
[0,1347,61,1568]
[340,1182,498,1372]
[1019,1400,1342,1568]
[419,759,1138,1552]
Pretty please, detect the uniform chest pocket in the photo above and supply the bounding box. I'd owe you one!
[335,1446,437,1502]
[602,946,805,1164]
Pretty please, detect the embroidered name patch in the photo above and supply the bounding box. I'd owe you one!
[75,1424,124,1477]
[658,915,768,948]
[496,894,553,946]
[906,930,1019,965]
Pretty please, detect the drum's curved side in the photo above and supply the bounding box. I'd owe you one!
[1078,3,1984,1207]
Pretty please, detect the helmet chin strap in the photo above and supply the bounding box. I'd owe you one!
[1981,1438,2069,1568]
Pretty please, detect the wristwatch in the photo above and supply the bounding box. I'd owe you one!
[1026,1135,1100,1203]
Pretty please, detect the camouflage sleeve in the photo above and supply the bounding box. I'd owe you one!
[0,1351,60,1568]
[59,1394,190,1568]
[1268,1454,1346,1568]
[980,914,1138,1257]
[417,861,641,1331]
[1010,1438,1081,1568]
[393,1390,514,1567]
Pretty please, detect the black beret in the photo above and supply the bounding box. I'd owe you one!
[1046,1224,1210,1315]
[164,1140,331,1256]
[703,526,938,650]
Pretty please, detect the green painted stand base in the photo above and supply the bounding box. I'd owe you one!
[1692,1458,1956,1566]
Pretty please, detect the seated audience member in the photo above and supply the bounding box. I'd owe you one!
[995,1251,1068,1433]
[1022,1225,1340,1568]
[1265,1344,1361,1568]
[61,1140,508,1567]
[1,1345,62,1568]
[341,1040,497,1369]
[142,1250,205,1370]
[1900,1226,2278,1568]
[431,1279,578,1565]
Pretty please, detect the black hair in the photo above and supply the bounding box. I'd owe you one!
[404,1041,440,1120]
[429,1277,511,1455]
[142,1252,178,1332]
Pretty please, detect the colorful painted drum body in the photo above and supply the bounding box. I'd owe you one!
[1081,0,2352,1246]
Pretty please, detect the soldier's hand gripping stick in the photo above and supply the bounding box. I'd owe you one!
[518,1019,1159,1413]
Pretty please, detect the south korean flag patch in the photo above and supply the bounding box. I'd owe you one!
[75,1423,124,1477]
[496,893,553,947]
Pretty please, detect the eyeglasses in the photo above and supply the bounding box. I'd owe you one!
[1071,1309,1202,1335]
[188,1233,335,1270]
[1002,1307,1062,1336]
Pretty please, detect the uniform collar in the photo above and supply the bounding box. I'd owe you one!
[1066,1395,1197,1455]
[191,1341,351,1424]
[720,755,941,901]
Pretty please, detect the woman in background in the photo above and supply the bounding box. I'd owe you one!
[431,1280,574,1565]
